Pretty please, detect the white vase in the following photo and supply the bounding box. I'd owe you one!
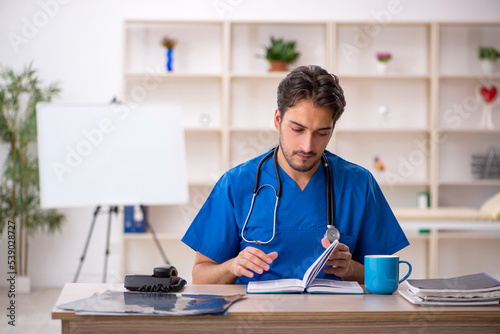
[377,62,389,74]
[481,105,495,129]
[17,276,31,294]
[480,60,495,74]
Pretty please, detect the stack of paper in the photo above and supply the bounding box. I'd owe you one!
[399,272,500,306]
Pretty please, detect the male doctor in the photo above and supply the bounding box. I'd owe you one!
[182,65,409,284]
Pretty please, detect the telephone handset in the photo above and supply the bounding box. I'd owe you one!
[124,264,187,293]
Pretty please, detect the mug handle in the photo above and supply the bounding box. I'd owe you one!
[399,260,412,283]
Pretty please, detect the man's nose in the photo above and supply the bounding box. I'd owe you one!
[300,133,314,153]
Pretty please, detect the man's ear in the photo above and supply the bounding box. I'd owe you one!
[274,108,281,131]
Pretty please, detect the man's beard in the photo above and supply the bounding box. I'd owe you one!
[278,139,322,173]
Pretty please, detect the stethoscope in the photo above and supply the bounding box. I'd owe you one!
[241,146,340,245]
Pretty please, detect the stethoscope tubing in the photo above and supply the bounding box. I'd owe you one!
[241,191,279,245]
[241,146,337,245]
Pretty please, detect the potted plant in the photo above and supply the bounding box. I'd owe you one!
[161,36,177,72]
[478,46,500,74]
[375,52,392,74]
[0,64,65,293]
[261,37,300,72]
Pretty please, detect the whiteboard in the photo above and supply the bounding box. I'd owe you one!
[36,103,188,208]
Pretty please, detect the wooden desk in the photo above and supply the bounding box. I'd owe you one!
[52,283,500,334]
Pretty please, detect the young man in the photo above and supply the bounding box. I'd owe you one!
[182,65,409,284]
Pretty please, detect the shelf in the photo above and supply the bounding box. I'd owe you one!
[439,73,500,79]
[400,222,500,232]
[230,127,276,132]
[121,20,500,282]
[337,78,429,130]
[184,126,222,132]
[124,72,223,79]
[379,180,430,187]
[401,231,431,240]
[438,131,500,184]
[188,176,218,186]
[438,180,500,186]
[438,76,500,130]
[336,24,429,76]
[123,21,223,74]
[123,232,183,241]
[185,131,222,184]
[233,73,432,80]
[437,231,500,239]
[338,73,430,79]
[231,22,327,73]
[230,72,289,79]
[438,128,500,133]
[229,131,279,168]
[125,19,223,25]
[336,128,429,134]
[439,23,500,76]
[122,19,500,215]
[230,76,283,129]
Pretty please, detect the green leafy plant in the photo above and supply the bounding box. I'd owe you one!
[0,63,64,277]
[478,46,500,61]
[262,37,300,64]
[160,36,177,50]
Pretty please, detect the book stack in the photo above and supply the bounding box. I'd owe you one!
[399,272,500,306]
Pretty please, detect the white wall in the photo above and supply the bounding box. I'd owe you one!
[1,0,499,288]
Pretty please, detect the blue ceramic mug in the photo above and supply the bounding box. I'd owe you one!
[365,255,412,294]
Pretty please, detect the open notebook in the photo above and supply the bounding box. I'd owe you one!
[246,240,364,294]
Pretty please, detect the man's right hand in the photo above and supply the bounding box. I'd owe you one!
[229,247,278,278]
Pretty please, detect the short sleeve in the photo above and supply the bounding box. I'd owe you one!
[352,173,410,263]
[181,173,241,264]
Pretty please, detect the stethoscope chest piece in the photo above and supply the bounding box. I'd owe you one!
[325,225,340,243]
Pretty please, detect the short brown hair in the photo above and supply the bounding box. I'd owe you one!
[277,65,346,124]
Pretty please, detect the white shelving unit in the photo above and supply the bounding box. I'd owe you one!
[121,20,500,279]
[437,22,500,208]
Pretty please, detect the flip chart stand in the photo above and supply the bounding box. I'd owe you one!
[73,205,169,283]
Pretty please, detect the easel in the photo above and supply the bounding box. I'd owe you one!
[73,205,169,283]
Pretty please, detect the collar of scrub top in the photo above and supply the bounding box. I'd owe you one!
[241,146,339,245]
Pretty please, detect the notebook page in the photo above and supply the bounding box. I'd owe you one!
[302,239,339,288]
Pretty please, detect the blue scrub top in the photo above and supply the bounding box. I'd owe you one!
[182,149,409,284]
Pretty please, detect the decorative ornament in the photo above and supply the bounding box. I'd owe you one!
[377,105,390,127]
[476,84,499,129]
[373,156,386,182]
[374,156,385,172]
[471,147,500,179]
[198,112,212,128]
[480,86,497,103]
[375,52,392,74]
[161,37,177,72]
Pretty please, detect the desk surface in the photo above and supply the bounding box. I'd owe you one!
[53,283,500,334]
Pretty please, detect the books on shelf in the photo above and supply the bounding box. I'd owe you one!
[399,272,500,306]
[246,239,364,294]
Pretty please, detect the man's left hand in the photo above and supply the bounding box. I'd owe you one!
[321,238,352,278]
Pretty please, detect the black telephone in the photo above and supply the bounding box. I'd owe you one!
[124,264,187,293]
